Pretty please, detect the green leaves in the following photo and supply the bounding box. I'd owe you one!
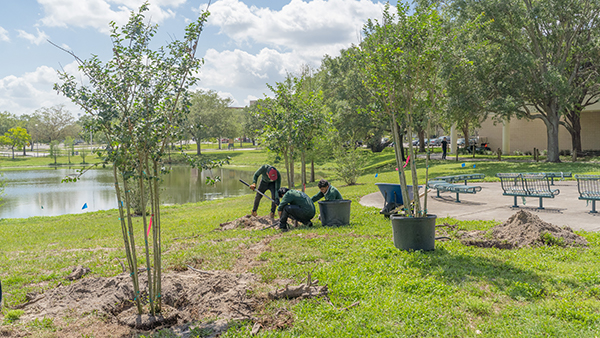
[53,2,211,315]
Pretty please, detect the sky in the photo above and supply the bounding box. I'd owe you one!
[0,0,398,117]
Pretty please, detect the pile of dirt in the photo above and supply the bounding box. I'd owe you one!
[220,215,275,230]
[460,210,588,249]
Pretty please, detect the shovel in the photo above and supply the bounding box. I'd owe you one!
[239,179,279,205]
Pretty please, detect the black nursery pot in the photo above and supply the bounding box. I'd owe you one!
[390,214,437,251]
[318,200,351,226]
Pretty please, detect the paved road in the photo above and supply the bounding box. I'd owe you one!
[360,181,600,232]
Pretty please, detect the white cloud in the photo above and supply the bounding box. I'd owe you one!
[200,47,305,89]
[0,64,82,116]
[208,0,385,53]
[0,26,9,42]
[38,0,186,34]
[17,28,49,45]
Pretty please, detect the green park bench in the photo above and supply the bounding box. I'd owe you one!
[427,179,482,203]
[575,174,600,213]
[524,172,572,185]
[435,173,485,185]
[496,173,560,209]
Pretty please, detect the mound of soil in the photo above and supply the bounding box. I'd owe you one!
[460,210,588,249]
[220,215,275,230]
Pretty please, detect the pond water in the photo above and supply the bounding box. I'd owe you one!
[0,167,267,219]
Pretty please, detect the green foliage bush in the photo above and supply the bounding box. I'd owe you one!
[333,146,363,185]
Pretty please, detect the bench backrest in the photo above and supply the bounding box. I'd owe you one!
[496,173,527,194]
[522,173,554,197]
[575,174,600,198]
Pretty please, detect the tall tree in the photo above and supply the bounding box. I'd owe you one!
[34,105,78,143]
[188,89,234,155]
[0,111,17,136]
[448,0,600,162]
[319,48,389,153]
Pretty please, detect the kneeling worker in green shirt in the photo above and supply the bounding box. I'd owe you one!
[311,179,343,202]
[277,188,315,231]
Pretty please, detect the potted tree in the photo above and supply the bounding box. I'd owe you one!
[358,4,461,250]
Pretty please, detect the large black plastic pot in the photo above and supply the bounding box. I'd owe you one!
[390,214,437,251]
[318,200,351,226]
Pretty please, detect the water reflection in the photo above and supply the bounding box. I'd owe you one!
[0,167,273,219]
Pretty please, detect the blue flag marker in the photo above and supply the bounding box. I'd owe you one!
[375,173,378,177]
[82,203,88,210]
[461,163,465,167]
[473,164,476,168]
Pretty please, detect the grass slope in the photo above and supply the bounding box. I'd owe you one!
[1,149,600,337]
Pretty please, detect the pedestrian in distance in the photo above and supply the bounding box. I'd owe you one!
[311,179,343,202]
[441,137,448,160]
[276,187,316,231]
[249,164,281,219]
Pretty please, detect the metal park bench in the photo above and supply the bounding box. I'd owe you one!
[575,174,600,213]
[435,173,485,185]
[496,173,560,209]
[525,172,572,185]
[427,180,482,202]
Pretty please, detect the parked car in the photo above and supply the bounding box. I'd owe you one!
[457,137,477,147]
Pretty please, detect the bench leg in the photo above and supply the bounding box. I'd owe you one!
[592,201,597,214]
[538,197,544,209]
[512,196,519,208]
[456,193,461,203]
[437,190,441,198]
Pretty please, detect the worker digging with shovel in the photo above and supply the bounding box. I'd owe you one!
[248,164,281,219]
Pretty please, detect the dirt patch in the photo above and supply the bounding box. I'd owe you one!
[3,234,329,337]
[459,210,589,249]
[220,215,276,230]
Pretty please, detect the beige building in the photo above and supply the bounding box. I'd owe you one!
[475,100,600,154]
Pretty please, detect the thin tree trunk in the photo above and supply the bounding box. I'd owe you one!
[391,114,411,215]
[116,169,143,314]
[284,150,291,188]
[310,159,315,183]
[290,150,295,189]
[301,151,306,192]
[196,140,201,155]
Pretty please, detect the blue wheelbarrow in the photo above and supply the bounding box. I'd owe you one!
[375,183,418,216]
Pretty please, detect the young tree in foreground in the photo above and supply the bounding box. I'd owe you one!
[358,4,469,217]
[54,3,210,315]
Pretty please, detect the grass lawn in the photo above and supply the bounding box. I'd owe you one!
[1,148,600,337]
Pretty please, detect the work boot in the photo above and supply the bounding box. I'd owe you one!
[305,221,313,227]
[268,212,275,220]
[277,221,288,232]
[251,211,257,217]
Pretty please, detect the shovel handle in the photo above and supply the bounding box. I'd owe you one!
[240,179,279,205]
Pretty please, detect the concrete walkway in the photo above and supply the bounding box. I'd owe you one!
[360,181,600,232]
